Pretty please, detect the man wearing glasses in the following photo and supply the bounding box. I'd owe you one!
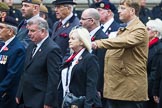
[92,0,149,108]
[80,8,107,107]
[51,0,80,60]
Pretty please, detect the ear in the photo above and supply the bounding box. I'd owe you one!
[8,29,14,36]
[33,5,39,12]
[130,8,135,15]
[1,12,7,22]
[80,41,84,46]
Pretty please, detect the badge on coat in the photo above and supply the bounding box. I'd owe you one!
[0,55,8,64]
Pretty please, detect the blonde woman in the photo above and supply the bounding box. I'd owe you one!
[59,26,102,108]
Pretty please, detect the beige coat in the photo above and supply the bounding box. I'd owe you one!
[95,17,149,101]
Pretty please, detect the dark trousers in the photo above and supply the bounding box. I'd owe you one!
[106,99,144,108]
[143,97,157,108]
[0,94,18,108]
[102,98,109,108]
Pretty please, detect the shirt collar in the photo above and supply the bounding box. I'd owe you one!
[126,16,137,27]
[102,18,114,33]
[61,13,73,25]
[90,26,101,38]
[26,14,40,23]
[0,36,15,52]
[36,35,48,48]
[5,35,15,46]
[73,48,85,61]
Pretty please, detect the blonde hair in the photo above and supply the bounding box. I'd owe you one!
[69,26,92,52]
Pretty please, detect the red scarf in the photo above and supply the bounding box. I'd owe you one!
[149,37,159,48]
[65,48,83,63]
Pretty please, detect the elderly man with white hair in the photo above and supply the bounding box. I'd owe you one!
[51,0,80,60]
[143,18,162,108]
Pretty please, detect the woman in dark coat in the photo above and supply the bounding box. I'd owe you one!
[144,18,162,108]
[60,26,102,108]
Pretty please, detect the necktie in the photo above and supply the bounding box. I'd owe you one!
[31,44,37,58]
[101,26,104,30]
[55,21,62,31]
[21,20,27,29]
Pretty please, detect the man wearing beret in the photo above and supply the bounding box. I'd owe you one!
[2,0,23,24]
[0,16,25,108]
[40,4,53,36]
[16,0,41,48]
[51,0,80,59]
[0,2,9,43]
[93,0,120,37]
[0,2,9,21]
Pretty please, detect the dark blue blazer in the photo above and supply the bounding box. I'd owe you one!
[92,28,107,93]
[51,15,80,59]
[0,37,25,108]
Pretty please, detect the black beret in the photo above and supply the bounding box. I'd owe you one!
[0,16,18,27]
[93,0,116,12]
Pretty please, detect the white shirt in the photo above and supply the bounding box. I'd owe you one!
[61,48,85,96]
[102,18,114,33]
[60,13,73,26]
[26,14,40,23]
[90,26,101,38]
[32,36,48,57]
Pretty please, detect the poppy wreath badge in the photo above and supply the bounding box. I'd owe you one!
[59,33,68,38]
[3,47,8,51]
[91,36,96,41]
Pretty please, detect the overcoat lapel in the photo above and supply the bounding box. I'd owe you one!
[52,15,76,40]
[70,50,88,81]
[25,37,49,70]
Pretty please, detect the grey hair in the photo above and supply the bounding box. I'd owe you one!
[64,4,74,12]
[27,17,49,32]
[6,25,17,35]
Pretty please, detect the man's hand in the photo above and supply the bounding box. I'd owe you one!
[153,96,159,103]
[92,41,98,49]
[15,97,20,104]
[44,105,52,108]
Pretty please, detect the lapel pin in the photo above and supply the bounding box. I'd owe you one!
[78,56,82,60]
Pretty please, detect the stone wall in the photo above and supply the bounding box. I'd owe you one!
[13,0,162,10]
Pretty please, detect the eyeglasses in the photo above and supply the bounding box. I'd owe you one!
[72,25,84,30]
[147,27,155,31]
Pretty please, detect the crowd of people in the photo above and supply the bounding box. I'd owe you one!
[0,0,162,108]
